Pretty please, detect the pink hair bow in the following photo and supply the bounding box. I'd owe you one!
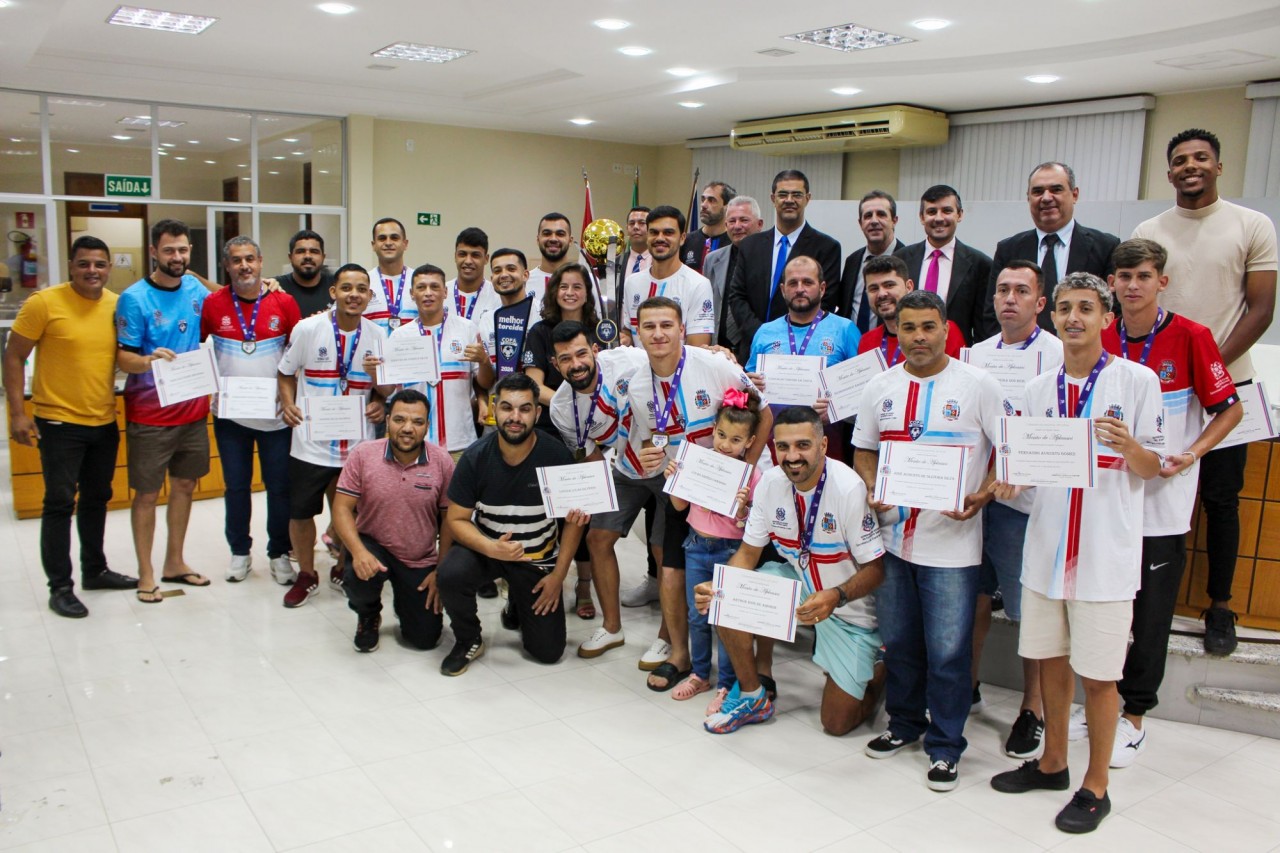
[722,388,750,409]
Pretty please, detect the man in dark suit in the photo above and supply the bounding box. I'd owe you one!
[981,162,1120,338]
[837,190,907,333]
[726,169,841,362]
[895,184,991,345]
[703,195,763,351]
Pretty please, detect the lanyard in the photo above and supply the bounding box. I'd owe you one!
[793,466,828,570]
[996,325,1040,350]
[331,311,362,394]
[650,347,687,445]
[382,269,408,320]
[1057,352,1108,418]
[880,332,904,366]
[231,293,262,351]
[574,369,603,454]
[454,282,485,320]
[1117,309,1163,366]
[416,318,446,380]
[787,311,824,355]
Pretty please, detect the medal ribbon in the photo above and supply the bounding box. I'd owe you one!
[1117,308,1163,366]
[650,346,687,439]
[382,269,408,322]
[787,311,824,355]
[454,282,485,320]
[880,333,904,366]
[574,369,603,453]
[793,466,828,569]
[1057,351,1108,418]
[331,310,362,394]
[231,292,262,343]
[996,325,1040,350]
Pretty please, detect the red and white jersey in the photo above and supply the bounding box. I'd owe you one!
[853,359,1009,567]
[389,313,482,453]
[445,279,501,324]
[549,347,649,474]
[1022,356,1164,601]
[1103,312,1238,535]
[744,461,885,630]
[200,288,300,432]
[364,267,417,331]
[621,265,716,338]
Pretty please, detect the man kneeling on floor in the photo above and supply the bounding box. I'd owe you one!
[332,389,455,653]
[693,406,886,735]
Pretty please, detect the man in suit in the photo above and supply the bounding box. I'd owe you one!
[838,190,907,333]
[703,195,763,351]
[680,182,736,273]
[727,169,841,363]
[981,162,1120,338]
[895,185,991,345]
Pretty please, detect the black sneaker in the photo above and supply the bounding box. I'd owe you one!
[1055,788,1111,833]
[81,569,139,590]
[49,587,89,619]
[927,759,959,792]
[353,613,381,653]
[500,600,518,631]
[1004,709,1045,758]
[970,682,986,714]
[991,759,1070,794]
[865,730,914,759]
[440,638,485,676]
[1202,606,1238,656]
[477,580,499,599]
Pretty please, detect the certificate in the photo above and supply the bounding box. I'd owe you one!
[216,377,279,420]
[874,442,968,512]
[1218,382,1278,449]
[663,440,753,518]
[302,395,365,442]
[756,354,825,405]
[707,563,803,643]
[995,417,1097,489]
[152,348,219,407]
[377,334,441,385]
[537,459,619,517]
[820,349,887,422]
[960,347,1045,414]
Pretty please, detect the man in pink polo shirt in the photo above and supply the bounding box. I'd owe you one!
[332,389,455,653]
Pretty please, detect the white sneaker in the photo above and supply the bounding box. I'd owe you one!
[1067,705,1089,741]
[577,626,625,659]
[269,555,297,585]
[637,637,672,671]
[620,576,660,608]
[1109,717,1147,768]
[227,554,252,583]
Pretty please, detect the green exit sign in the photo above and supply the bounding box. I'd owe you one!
[105,174,152,198]
[417,212,441,227]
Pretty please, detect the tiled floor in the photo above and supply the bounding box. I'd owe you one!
[3,486,1280,852]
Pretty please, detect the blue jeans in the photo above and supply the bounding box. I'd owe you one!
[878,553,979,763]
[683,531,738,687]
[213,418,291,557]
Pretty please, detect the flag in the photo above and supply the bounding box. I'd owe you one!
[631,166,640,209]
[581,168,594,237]
[685,167,701,234]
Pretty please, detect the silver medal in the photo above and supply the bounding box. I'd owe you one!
[241,340,256,355]
[651,433,668,449]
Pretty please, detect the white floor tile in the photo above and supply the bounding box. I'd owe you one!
[64,671,189,723]
[409,790,577,852]
[215,721,355,791]
[867,798,1043,852]
[584,811,736,853]
[0,686,74,736]
[363,742,512,817]
[322,702,460,764]
[521,765,680,845]
[77,710,211,768]
[109,795,273,853]
[469,719,615,787]
[0,826,118,853]
[91,746,239,822]
[688,779,859,852]
[243,767,400,850]
[425,684,555,740]
[0,771,108,850]
[288,821,432,853]
[622,737,774,809]
[1124,781,1280,853]
[0,725,90,785]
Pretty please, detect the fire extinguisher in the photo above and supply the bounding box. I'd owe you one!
[18,233,38,288]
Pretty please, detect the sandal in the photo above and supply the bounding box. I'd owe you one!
[136,586,163,603]
[575,580,596,620]
[161,572,210,587]
[646,661,691,693]
[672,673,711,701]
[322,532,340,560]
[706,687,730,715]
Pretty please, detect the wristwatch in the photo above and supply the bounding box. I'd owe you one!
[835,586,849,608]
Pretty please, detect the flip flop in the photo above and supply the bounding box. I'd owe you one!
[646,661,691,693]
[162,572,211,587]
[136,586,163,603]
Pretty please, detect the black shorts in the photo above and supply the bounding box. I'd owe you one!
[662,499,690,570]
[289,457,343,520]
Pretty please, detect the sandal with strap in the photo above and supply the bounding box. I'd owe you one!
[575,580,596,620]
[672,673,711,701]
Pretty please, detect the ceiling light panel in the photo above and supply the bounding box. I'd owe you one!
[107,5,217,34]
[371,42,473,63]
[784,23,913,52]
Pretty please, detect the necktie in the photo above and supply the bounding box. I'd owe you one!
[767,234,789,319]
[856,259,874,331]
[924,248,942,293]
[632,252,643,274]
[1040,233,1060,287]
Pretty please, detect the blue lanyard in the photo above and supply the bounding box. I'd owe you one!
[381,269,408,319]
[331,311,362,393]
[1057,352,1108,418]
[416,318,446,379]
[574,370,603,452]
[1117,309,1163,366]
[231,293,262,342]
[650,347,687,437]
[787,311,824,355]
[996,325,1040,350]
[880,332,903,366]
[454,282,485,320]
[793,466,828,570]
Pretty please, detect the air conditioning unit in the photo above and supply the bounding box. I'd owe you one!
[730,105,948,154]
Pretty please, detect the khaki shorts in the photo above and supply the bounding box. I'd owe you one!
[126,420,210,493]
[1018,588,1132,681]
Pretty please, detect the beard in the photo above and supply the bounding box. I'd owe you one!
[499,420,534,445]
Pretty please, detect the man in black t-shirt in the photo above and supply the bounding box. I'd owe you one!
[436,373,590,675]
[275,230,334,317]
[679,181,736,273]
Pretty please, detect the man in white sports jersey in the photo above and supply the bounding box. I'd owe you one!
[364,218,415,332]
[853,289,1008,793]
[445,227,499,324]
[619,206,715,348]
[527,212,574,307]
[989,272,1163,835]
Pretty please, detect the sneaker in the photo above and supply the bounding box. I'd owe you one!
[1067,705,1089,741]
[500,599,519,631]
[1005,709,1045,759]
[991,759,1070,794]
[353,613,381,653]
[283,571,319,608]
[1109,717,1147,768]
[477,580,499,599]
[269,555,297,585]
[577,626,625,658]
[706,687,729,715]
[927,759,959,792]
[703,684,774,734]
[620,575,660,607]
[1055,788,1111,834]
[970,682,986,714]
[80,568,139,590]
[637,637,672,671]
[226,554,252,583]
[865,730,914,759]
[329,565,345,593]
[49,587,89,619]
[1202,606,1238,656]
[440,639,485,676]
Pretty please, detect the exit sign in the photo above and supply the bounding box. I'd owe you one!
[105,174,152,198]
[417,212,441,227]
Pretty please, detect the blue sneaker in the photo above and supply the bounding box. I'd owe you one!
[703,682,774,734]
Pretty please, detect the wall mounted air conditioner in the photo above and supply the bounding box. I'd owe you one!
[730,105,948,154]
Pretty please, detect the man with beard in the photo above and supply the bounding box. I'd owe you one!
[693,406,886,735]
[704,196,763,351]
[527,212,575,307]
[115,219,214,603]
[476,249,537,372]
[446,227,499,324]
[856,256,965,365]
[838,190,906,334]
[619,206,715,347]
[680,181,736,273]
[276,229,334,317]
[436,373,590,675]
[365,217,416,332]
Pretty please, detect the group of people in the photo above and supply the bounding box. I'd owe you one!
[7,126,1276,836]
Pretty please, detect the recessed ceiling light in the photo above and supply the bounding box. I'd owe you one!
[187,139,198,144]
[118,115,184,128]
[9,137,22,143]
[666,67,697,77]
[236,163,247,167]
[317,2,353,13]
[1025,74,1060,84]
[371,41,472,63]
[158,150,167,155]
[367,64,396,71]
[831,86,862,95]
[785,22,913,52]
[272,155,286,160]
[0,1,12,8]
[49,97,106,107]
[241,177,250,181]
[161,142,175,148]
[912,18,950,30]
[112,134,132,140]
[569,118,595,126]
[319,169,330,174]
[173,155,186,160]
[65,148,80,153]
[107,5,218,34]
[203,159,215,164]
[291,150,305,155]
[283,137,299,142]
[618,46,651,57]
[593,18,630,30]
[678,101,704,109]
[227,136,241,142]
[268,170,279,175]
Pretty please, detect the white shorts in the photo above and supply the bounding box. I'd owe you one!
[1018,588,1132,681]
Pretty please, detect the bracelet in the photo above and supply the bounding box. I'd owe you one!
[1184,450,1198,462]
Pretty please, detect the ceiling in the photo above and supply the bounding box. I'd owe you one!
[2,0,1280,147]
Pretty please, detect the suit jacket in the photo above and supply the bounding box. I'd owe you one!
[726,223,841,362]
[702,244,742,350]
[836,238,907,331]
[980,222,1121,338]
[895,240,993,345]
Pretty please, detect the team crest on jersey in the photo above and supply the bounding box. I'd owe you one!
[1003,399,1015,416]
[450,341,463,355]
[942,399,960,421]
[769,340,782,353]
[1045,406,1055,417]
[775,507,787,522]
[616,378,629,397]
[522,350,535,365]
[695,389,711,409]
[269,316,281,331]
[908,419,924,440]
[191,297,201,313]
[1105,404,1124,420]
[821,512,838,534]
[1158,360,1176,383]
[1210,361,1226,381]
[861,512,876,532]
[820,339,834,355]
[882,399,893,413]
[152,309,163,324]
[116,315,127,330]
[220,315,232,329]
[702,299,713,313]
[1156,414,1164,433]
[632,293,642,307]
[318,346,329,359]
[177,320,188,333]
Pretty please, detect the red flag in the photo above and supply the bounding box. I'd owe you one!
[581,169,594,237]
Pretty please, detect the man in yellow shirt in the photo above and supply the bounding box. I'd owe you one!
[3,236,138,618]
